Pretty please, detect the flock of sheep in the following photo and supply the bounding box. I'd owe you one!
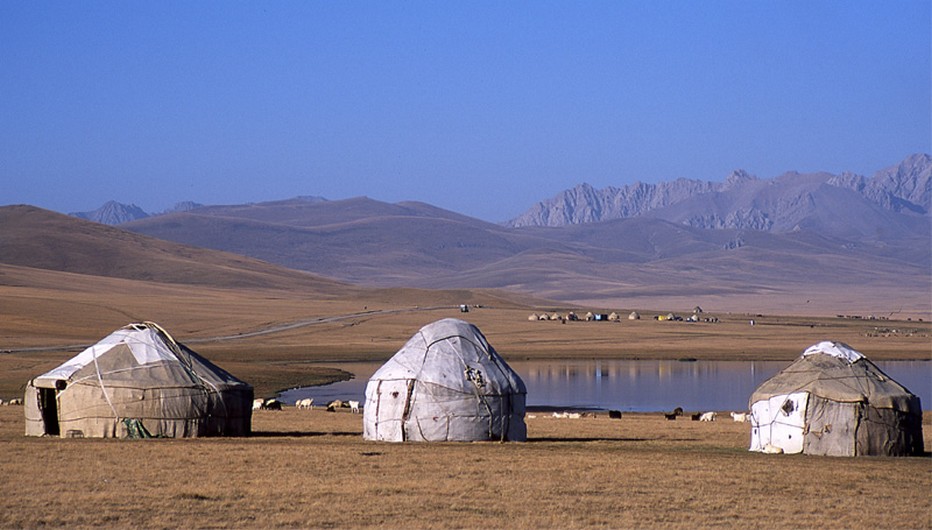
[251,396,751,425]
[528,409,751,423]
[252,397,360,414]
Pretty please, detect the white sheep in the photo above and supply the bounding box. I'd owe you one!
[699,411,717,422]
[295,398,314,410]
[349,400,360,414]
[762,443,784,454]
[730,411,749,423]
[252,398,265,411]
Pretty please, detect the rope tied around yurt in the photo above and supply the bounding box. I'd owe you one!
[143,321,229,420]
[91,341,120,421]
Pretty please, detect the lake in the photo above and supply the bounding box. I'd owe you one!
[279,359,931,412]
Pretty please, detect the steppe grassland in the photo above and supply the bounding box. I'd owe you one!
[0,406,929,529]
[2,275,930,398]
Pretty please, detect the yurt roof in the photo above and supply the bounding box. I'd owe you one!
[369,318,526,395]
[33,322,247,390]
[750,341,916,409]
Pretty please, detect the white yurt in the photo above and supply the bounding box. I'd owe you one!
[24,322,253,438]
[363,318,526,442]
[749,341,923,457]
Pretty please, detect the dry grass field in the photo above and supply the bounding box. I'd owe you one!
[0,406,929,529]
[1,263,930,528]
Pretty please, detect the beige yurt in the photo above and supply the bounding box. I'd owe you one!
[628,311,641,320]
[25,322,253,439]
[749,341,923,457]
[363,318,526,442]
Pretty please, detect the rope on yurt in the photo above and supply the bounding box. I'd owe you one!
[143,321,230,424]
[91,342,119,422]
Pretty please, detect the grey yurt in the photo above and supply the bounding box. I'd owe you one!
[749,341,923,457]
[363,318,526,442]
[25,322,253,438]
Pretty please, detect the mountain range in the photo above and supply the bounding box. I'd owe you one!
[10,154,930,316]
[507,154,930,238]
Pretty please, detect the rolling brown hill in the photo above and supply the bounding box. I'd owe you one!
[116,197,931,317]
[0,205,351,294]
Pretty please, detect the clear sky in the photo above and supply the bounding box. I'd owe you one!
[2,2,929,222]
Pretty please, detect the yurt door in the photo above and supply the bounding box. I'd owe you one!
[373,379,414,441]
[38,387,60,436]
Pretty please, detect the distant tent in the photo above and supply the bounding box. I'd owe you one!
[608,312,619,321]
[24,322,253,439]
[749,341,923,457]
[363,318,527,442]
[628,312,641,320]
[527,314,539,321]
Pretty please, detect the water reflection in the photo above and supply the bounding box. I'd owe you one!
[279,359,931,413]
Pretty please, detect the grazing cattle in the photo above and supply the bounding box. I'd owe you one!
[262,399,282,411]
[730,411,749,423]
[608,410,622,420]
[348,400,360,414]
[691,413,702,421]
[326,399,344,412]
[252,398,265,411]
[296,398,314,410]
[699,411,717,422]
[665,407,684,420]
[664,413,677,420]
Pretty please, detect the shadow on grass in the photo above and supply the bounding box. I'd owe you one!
[250,431,360,438]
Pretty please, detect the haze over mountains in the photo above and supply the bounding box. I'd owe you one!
[6,154,929,316]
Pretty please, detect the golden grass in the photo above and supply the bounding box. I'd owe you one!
[0,406,929,529]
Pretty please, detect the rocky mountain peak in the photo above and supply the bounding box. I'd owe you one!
[70,201,149,225]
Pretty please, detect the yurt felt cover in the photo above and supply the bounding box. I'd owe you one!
[363,318,527,442]
[749,341,923,456]
[24,322,252,438]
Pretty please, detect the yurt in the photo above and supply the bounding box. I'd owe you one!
[749,341,923,457]
[25,322,253,439]
[363,318,526,442]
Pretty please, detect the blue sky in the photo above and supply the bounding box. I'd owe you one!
[2,2,929,222]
